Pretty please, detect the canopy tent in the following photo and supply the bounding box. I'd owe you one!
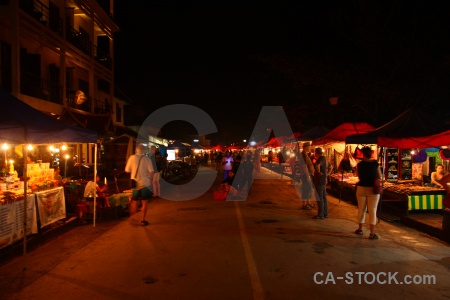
[312,122,375,146]
[345,108,450,148]
[297,126,330,141]
[166,140,192,149]
[209,144,224,152]
[225,145,242,151]
[0,89,97,145]
[190,141,205,149]
[265,136,286,148]
[0,88,98,258]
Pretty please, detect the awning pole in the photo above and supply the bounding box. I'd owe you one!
[93,143,97,227]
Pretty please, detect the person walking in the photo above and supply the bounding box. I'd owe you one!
[240,153,254,194]
[312,147,328,219]
[125,143,154,226]
[253,150,261,173]
[354,146,382,240]
[300,142,315,210]
[149,145,162,198]
[222,151,234,180]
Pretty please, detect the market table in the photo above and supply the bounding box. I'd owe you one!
[108,192,131,208]
[329,174,447,215]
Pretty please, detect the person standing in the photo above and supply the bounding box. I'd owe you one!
[240,154,254,193]
[125,143,154,226]
[214,152,223,171]
[150,145,162,198]
[253,150,261,173]
[312,147,329,219]
[300,142,315,210]
[222,151,234,180]
[277,150,285,178]
[354,146,382,240]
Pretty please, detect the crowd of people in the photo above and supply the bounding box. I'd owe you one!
[118,141,447,241]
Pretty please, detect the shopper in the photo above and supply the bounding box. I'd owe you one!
[354,146,382,240]
[300,142,315,210]
[125,143,154,226]
[312,147,328,219]
[222,151,234,180]
[150,145,161,198]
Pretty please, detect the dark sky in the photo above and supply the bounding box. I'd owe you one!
[113,0,450,145]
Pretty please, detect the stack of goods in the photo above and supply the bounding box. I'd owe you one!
[27,162,57,192]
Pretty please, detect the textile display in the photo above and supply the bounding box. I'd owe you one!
[408,194,443,210]
[0,194,38,249]
[36,187,66,228]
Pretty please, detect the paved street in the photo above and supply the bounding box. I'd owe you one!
[0,166,449,300]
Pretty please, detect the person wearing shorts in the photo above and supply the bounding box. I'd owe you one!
[125,143,155,226]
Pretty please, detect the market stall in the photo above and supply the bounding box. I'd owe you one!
[345,108,450,216]
[0,88,98,256]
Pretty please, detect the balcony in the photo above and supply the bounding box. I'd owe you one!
[20,71,62,104]
[19,0,63,36]
[66,26,92,56]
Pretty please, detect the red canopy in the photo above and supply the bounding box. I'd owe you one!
[265,136,286,148]
[225,145,242,151]
[312,122,375,145]
[209,144,224,152]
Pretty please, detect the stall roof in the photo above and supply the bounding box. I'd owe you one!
[0,88,97,144]
[312,122,375,146]
[345,108,450,148]
[297,126,330,141]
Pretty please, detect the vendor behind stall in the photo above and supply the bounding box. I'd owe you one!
[84,174,109,208]
[431,164,447,188]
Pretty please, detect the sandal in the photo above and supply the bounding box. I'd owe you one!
[369,233,378,240]
[354,229,363,235]
[140,220,149,226]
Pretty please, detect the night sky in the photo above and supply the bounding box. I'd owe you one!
[113,0,450,145]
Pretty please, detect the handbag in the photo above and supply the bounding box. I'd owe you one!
[131,156,142,189]
[373,178,383,194]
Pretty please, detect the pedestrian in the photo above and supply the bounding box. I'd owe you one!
[222,150,234,180]
[277,150,285,178]
[214,151,223,171]
[354,146,382,240]
[125,143,154,226]
[300,142,315,210]
[312,147,328,219]
[253,150,261,173]
[149,145,162,198]
[240,153,254,193]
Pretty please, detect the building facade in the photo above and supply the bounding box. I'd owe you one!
[0,0,130,167]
